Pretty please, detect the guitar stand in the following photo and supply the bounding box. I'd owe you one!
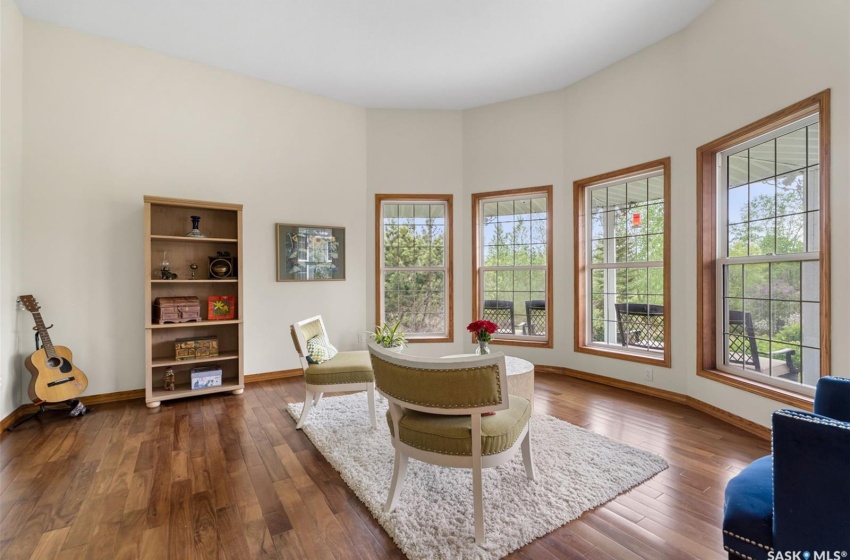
[6,332,91,431]
[7,399,90,431]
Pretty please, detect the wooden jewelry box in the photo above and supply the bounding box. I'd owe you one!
[153,296,202,324]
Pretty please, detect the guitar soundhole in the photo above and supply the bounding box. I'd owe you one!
[46,357,73,373]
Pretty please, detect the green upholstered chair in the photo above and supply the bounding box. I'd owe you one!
[368,343,535,545]
[290,315,376,430]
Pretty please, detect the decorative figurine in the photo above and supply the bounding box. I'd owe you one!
[186,215,206,238]
[189,263,198,280]
[163,367,175,391]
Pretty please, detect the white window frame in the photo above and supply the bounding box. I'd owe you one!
[714,114,819,397]
[584,169,665,359]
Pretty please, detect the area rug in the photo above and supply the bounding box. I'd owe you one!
[287,393,667,560]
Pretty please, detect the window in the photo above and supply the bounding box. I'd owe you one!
[472,186,552,347]
[697,91,830,405]
[376,195,453,342]
[574,159,671,366]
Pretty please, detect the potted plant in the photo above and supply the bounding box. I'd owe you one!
[369,319,407,352]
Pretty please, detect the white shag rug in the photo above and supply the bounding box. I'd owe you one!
[287,393,667,560]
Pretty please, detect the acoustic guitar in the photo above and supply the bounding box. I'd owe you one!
[19,295,88,404]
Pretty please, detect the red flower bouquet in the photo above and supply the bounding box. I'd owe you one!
[467,320,499,343]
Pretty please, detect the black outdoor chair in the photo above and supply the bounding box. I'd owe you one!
[614,303,665,350]
[522,300,546,336]
[727,310,798,379]
[483,300,515,334]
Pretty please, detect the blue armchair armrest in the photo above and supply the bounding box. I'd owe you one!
[772,409,850,553]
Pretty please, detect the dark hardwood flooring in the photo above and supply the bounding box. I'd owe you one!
[0,372,768,559]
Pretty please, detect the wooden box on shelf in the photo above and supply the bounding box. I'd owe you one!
[174,335,219,361]
[153,296,201,324]
[144,195,244,408]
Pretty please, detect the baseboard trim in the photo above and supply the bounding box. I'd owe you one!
[82,389,146,406]
[538,364,770,440]
[684,396,771,440]
[245,369,301,383]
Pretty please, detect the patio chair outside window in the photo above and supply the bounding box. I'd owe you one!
[727,310,799,380]
[483,300,515,334]
[522,300,546,336]
[614,303,664,351]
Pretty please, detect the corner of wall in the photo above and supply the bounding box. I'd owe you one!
[1,0,26,419]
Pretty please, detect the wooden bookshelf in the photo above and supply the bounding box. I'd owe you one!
[144,196,244,408]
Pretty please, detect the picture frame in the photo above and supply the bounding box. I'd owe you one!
[208,295,236,320]
[276,224,346,281]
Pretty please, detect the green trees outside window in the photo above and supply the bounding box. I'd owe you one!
[379,197,452,339]
[473,186,552,346]
[719,118,821,385]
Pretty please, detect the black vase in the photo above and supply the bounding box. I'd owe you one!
[187,215,206,238]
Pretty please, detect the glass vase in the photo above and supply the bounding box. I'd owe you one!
[476,340,490,355]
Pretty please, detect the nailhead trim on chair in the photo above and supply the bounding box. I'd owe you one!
[724,545,758,560]
[775,409,850,429]
[372,356,504,409]
[722,529,773,552]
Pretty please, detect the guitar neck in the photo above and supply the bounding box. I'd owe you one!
[30,311,57,359]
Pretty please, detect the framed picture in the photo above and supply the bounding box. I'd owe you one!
[276,224,346,281]
[208,295,236,320]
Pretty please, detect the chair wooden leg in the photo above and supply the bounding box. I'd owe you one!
[312,392,323,406]
[521,427,535,481]
[367,385,377,429]
[384,449,409,513]
[472,461,484,545]
[471,414,485,545]
[296,389,314,430]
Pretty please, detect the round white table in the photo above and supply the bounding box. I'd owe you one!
[505,356,535,411]
[441,354,534,412]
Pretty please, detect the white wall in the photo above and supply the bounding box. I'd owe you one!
[463,90,566,363]
[462,0,849,425]
[366,109,465,356]
[682,0,850,421]
[22,21,368,398]
[7,0,848,427]
[1,0,24,419]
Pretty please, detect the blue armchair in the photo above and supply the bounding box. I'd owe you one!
[722,377,850,559]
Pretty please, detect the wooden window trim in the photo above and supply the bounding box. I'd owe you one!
[573,158,672,368]
[471,186,553,349]
[375,194,454,343]
[696,90,830,409]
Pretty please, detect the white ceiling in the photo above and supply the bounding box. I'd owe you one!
[15,0,714,110]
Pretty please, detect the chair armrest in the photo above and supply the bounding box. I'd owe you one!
[769,348,798,375]
[772,409,850,552]
[814,377,850,422]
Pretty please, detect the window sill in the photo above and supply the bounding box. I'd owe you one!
[697,367,813,410]
[406,336,453,344]
[490,338,553,349]
[575,344,670,368]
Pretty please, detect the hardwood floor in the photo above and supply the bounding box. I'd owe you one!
[0,372,768,559]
